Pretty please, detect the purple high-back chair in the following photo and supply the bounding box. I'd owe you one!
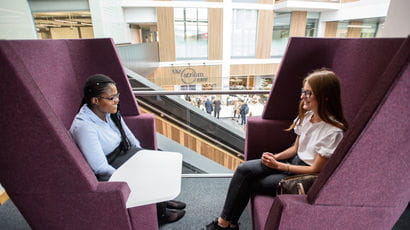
[246,37,409,229]
[0,39,158,229]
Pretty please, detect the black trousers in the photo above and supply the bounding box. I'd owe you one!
[220,155,308,224]
[96,146,168,224]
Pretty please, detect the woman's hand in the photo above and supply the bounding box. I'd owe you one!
[262,152,289,171]
[261,152,279,169]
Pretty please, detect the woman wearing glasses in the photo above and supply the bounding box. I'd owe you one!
[69,74,186,225]
[206,69,348,230]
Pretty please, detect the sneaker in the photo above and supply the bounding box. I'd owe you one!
[205,219,229,230]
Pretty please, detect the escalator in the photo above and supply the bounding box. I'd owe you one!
[125,68,245,157]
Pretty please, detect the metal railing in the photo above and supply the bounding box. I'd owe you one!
[133,89,271,96]
[133,89,271,158]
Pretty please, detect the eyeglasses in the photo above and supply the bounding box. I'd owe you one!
[98,93,120,101]
[301,89,313,98]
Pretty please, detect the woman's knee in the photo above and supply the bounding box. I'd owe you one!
[236,160,259,175]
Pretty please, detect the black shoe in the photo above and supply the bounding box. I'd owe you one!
[164,209,185,224]
[229,223,240,230]
[205,219,229,230]
[166,200,186,210]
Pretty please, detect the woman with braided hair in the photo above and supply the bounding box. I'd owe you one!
[70,74,185,225]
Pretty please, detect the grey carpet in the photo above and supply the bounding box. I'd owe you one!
[160,177,251,230]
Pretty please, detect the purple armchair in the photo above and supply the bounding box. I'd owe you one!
[0,39,158,229]
[246,37,410,229]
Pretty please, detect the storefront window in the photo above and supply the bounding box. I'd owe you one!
[229,76,248,90]
[231,9,258,58]
[360,18,379,38]
[271,12,291,58]
[174,8,208,60]
[336,21,349,38]
[305,12,320,37]
[255,75,274,90]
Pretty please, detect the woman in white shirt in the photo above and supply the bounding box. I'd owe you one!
[206,69,348,230]
[70,74,186,225]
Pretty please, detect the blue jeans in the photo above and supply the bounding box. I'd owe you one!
[241,114,246,125]
[220,155,308,224]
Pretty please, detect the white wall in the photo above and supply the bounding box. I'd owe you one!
[0,0,37,39]
[124,7,157,23]
[320,0,391,22]
[89,0,131,44]
[377,0,410,37]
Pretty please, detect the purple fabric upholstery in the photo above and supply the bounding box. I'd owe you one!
[268,195,403,230]
[125,114,157,150]
[250,195,278,230]
[246,37,404,161]
[247,37,409,230]
[308,37,410,203]
[314,61,410,208]
[0,39,158,229]
[245,118,295,160]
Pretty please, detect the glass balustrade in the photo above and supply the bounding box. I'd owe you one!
[132,88,270,174]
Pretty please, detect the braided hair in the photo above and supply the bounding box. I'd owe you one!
[81,74,131,152]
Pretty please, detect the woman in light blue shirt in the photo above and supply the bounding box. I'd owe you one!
[70,74,185,225]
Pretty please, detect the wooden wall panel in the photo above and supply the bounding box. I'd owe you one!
[342,0,360,2]
[157,7,176,62]
[140,107,244,170]
[347,20,362,38]
[325,21,338,37]
[151,65,222,89]
[79,27,94,38]
[0,191,9,205]
[230,63,279,76]
[50,27,80,39]
[289,11,307,37]
[256,10,274,59]
[259,0,274,3]
[208,8,223,60]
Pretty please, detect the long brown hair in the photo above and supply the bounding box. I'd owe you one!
[288,69,348,131]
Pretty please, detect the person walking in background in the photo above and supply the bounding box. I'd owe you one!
[205,96,213,115]
[232,99,240,121]
[213,97,222,119]
[239,100,249,125]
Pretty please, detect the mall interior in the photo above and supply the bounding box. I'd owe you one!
[0,0,409,229]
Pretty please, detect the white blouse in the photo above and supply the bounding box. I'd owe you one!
[294,111,344,165]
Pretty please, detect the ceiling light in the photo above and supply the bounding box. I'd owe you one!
[54,19,77,24]
[347,25,372,28]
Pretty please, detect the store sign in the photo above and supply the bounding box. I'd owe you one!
[172,67,208,84]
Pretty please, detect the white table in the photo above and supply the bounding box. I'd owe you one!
[109,150,182,208]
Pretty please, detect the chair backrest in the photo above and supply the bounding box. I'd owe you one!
[1,39,140,130]
[263,37,405,126]
[0,38,139,196]
[309,37,410,209]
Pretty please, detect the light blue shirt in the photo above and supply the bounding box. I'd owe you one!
[69,104,141,176]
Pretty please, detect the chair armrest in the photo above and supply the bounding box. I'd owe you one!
[124,114,157,150]
[96,181,131,205]
[264,195,401,230]
[245,117,295,160]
